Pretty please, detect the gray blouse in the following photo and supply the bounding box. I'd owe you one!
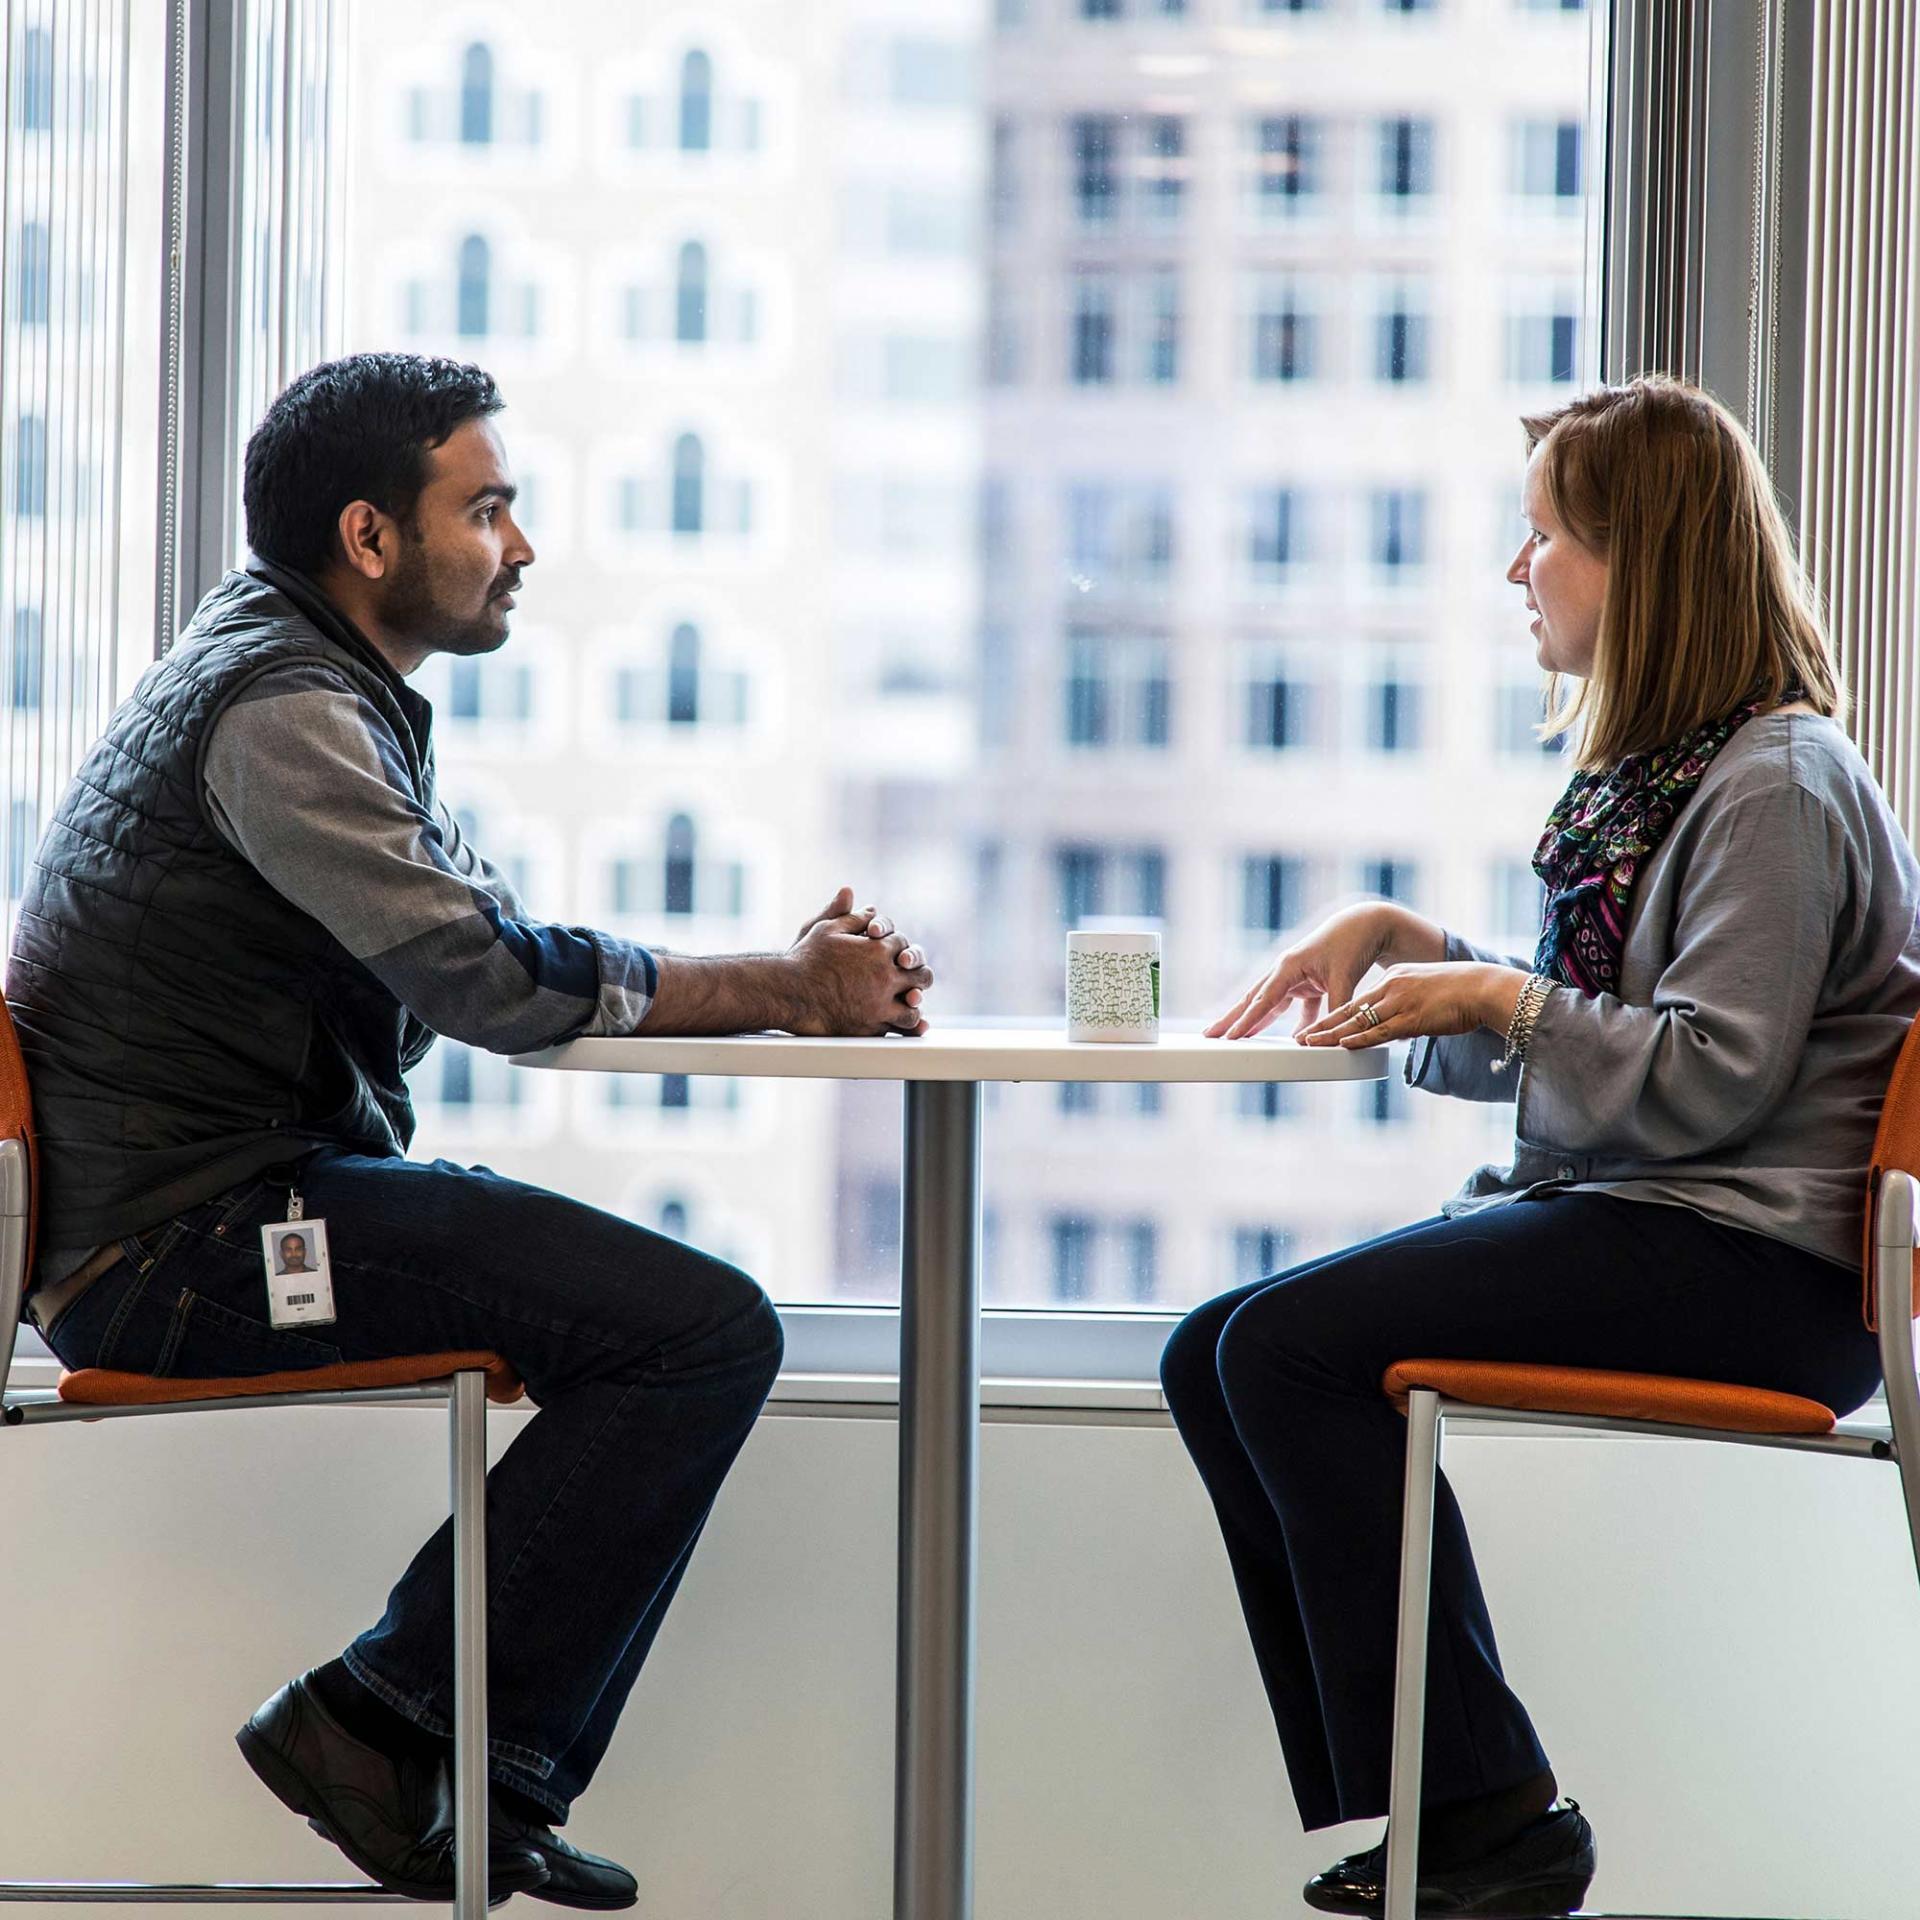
[1407,714,1920,1272]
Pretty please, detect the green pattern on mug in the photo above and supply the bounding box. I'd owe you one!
[1068,949,1159,1029]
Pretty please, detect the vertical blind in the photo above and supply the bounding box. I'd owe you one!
[1803,0,1920,836]
[229,0,343,560]
[0,0,147,951]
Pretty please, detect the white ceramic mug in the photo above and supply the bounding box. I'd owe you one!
[1066,930,1162,1043]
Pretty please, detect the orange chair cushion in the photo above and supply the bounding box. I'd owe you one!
[1864,1014,1920,1329]
[58,1350,525,1407]
[1381,1359,1835,1436]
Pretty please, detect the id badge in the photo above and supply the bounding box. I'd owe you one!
[261,1193,336,1329]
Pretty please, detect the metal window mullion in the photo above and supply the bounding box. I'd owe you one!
[157,0,246,657]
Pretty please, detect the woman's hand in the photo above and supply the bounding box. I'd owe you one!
[1208,903,1444,1040]
[1295,963,1529,1050]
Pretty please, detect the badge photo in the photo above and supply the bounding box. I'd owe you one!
[260,1217,337,1328]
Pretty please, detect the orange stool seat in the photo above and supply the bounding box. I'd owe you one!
[58,1349,525,1407]
[1381,1358,1836,1436]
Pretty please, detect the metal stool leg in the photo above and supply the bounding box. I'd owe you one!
[451,1370,489,1920]
[1384,1388,1443,1920]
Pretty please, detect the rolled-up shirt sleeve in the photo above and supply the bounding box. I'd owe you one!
[202,666,657,1051]
[1511,782,1846,1159]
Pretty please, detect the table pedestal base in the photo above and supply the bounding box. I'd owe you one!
[894,1080,981,1920]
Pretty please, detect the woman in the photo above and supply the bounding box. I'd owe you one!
[1166,376,1920,1916]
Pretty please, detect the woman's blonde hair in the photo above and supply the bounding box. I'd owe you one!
[1525,375,1842,769]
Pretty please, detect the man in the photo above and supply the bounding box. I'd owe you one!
[6,353,934,1907]
[275,1233,312,1276]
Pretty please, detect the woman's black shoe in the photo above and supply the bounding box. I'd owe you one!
[1302,1800,1595,1917]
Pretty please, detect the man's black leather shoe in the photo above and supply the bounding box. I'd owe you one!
[236,1672,550,1901]
[490,1792,639,1911]
[1302,1801,1596,1917]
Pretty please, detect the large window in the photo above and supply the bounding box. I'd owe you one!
[2,5,165,964]
[329,0,1602,1319]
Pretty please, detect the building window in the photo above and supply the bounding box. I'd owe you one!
[1081,0,1123,15]
[1242,652,1313,750]
[1241,854,1303,940]
[1233,1225,1293,1282]
[20,27,53,132]
[1070,271,1117,385]
[1496,680,1565,755]
[1369,488,1428,575]
[660,1073,692,1109]
[676,240,708,344]
[1251,274,1316,383]
[667,623,702,724]
[1237,1080,1304,1122]
[1050,1215,1094,1301]
[446,658,533,724]
[991,116,1019,230]
[459,43,494,144]
[1507,300,1580,385]
[17,221,49,326]
[657,1197,690,1239]
[1362,1073,1411,1125]
[14,414,47,518]
[1377,116,1436,200]
[1366,675,1424,752]
[1142,117,1186,226]
[1143,270,1180,384]
[1361,857,1419,901]
[1247,487,1299,584]
[10,609,43,711]
[671,433,705,535]
[1374,280,1430,383]
[663,813,697,914]
[1055,845,1165,924]
[1513,117,1583,198]
[1065,485,1174,594]
[456,234,490,337]
[1248,114,1322,214]
[1071,114,1119,226]
[1122,1219,1158,1302]
[680,50,714,152]
[1253,0,1326,15]
[1492,857,1547,947]
[440,1046,473,1106]
[1063,630,1171,749]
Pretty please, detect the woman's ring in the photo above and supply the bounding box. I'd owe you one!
[1357,1003,1383,1029]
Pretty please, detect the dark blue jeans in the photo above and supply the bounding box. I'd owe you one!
[42,1148,785,1824]
[1160,1192,1882,1834]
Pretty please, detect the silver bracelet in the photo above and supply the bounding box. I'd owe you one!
[1489,973,1555,1076]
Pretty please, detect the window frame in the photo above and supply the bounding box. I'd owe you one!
[19,0,1824,1391]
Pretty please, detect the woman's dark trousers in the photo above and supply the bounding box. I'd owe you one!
[1159,1192,1881,1831]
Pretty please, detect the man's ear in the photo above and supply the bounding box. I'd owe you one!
[336,500,394,581]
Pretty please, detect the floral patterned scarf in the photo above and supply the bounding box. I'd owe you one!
[1531,688,1801,996]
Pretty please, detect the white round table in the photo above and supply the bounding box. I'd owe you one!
[515,1026,1387,1920]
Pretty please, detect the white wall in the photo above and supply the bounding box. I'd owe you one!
[1,1400,1916,1918]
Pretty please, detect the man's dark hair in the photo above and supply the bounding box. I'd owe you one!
[243,353,503,572]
